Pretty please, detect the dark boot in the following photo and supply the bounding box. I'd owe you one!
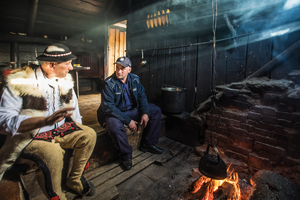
[140,144,163,154]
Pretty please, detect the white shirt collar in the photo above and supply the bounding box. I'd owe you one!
[36,66,58,87]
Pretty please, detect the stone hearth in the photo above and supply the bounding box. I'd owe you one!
[191,70,300,188]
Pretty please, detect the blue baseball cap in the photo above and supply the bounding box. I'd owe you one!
[114,57,132,68]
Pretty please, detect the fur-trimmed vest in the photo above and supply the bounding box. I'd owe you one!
[0,66,74,180]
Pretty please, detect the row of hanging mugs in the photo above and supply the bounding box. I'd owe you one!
[146,9,170,28]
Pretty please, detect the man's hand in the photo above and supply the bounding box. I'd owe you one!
[128,120,138,131]
[45,107,75,125]
[140,114,149,128]
[18,107,75,133]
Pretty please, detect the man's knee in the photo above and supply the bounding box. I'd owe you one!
[105,117,125,133]
[149,103,162,117]
[83,126,97,140]
[155,105,162,115]
[76,125,97,147]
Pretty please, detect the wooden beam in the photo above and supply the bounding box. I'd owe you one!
[124,31,127,56]
[119,31,124,57]
[11,42,19,69]
[108,28,116,77]
[38,0,105,16]
[115,29,120,60]
[103,0,116,16]
[246,39,300,80]
[0,33,100,53]
[28,0,39,36]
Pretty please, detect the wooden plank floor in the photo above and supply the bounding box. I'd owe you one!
[65,136,187,200]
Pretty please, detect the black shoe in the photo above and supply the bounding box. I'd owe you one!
[122,159,132,171]
[80,176,95,196]
[140,144,163,154]
[86,180,95,196]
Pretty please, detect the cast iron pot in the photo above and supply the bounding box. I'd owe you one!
[161,85,186,114]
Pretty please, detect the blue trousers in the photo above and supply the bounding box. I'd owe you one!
[105,103,161,160]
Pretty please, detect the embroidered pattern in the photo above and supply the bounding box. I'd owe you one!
[43,52,71,57]
[34,122,82,142]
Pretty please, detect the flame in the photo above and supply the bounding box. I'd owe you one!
[191,165,241,200]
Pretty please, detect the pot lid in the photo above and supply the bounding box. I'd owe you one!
[161,85,186,92]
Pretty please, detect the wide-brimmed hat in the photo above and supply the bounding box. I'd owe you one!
[36,43,77,62]
[114,57,131,68]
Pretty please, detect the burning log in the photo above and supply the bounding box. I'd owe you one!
[191,176,211,194]
[214,182,235,200]
[190,165,241,200]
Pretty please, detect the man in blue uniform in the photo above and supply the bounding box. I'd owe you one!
[97,57,162,170]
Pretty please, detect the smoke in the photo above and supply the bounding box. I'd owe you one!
[284,0,300,9]
[127,0,300,51]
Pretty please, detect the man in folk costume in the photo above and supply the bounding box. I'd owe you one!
[0,43,96,199]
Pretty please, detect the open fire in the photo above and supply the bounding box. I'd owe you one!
[190,165,241,200]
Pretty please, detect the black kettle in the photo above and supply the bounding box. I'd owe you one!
[198,144,227,180]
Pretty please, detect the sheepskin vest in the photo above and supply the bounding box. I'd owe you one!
[0,66,74,180]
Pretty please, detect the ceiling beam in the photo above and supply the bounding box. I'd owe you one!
[104,0,116,16]
[28,0,39,36]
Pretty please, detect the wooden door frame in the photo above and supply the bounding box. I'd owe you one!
[104,19,127,79]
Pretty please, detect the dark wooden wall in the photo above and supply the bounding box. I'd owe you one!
[125,1,300,113]
[0,40,103,85]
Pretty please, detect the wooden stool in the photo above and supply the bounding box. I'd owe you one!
[125,124,144,151]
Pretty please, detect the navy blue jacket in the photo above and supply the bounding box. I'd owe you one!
[97,72,149,127]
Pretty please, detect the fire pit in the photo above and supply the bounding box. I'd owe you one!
[186,144,300,200]
[190,165,241,200]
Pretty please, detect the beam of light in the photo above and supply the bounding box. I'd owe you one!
[270,28,290,36]
[11,78,37,85]
[10,78,73,89]
[284,0,300,10]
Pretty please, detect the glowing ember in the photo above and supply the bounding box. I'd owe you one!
[190,165,241,200]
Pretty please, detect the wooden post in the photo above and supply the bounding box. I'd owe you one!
[108,28,116,77]
[120,32,124,57]
[28,0,39,36]
[11,42,18,69]
[124,31,127,57]
[115,29,120,60]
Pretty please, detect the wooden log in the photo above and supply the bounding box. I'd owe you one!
[190,175,210,194]
[214,182,235,200]
[227,182,239,200]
